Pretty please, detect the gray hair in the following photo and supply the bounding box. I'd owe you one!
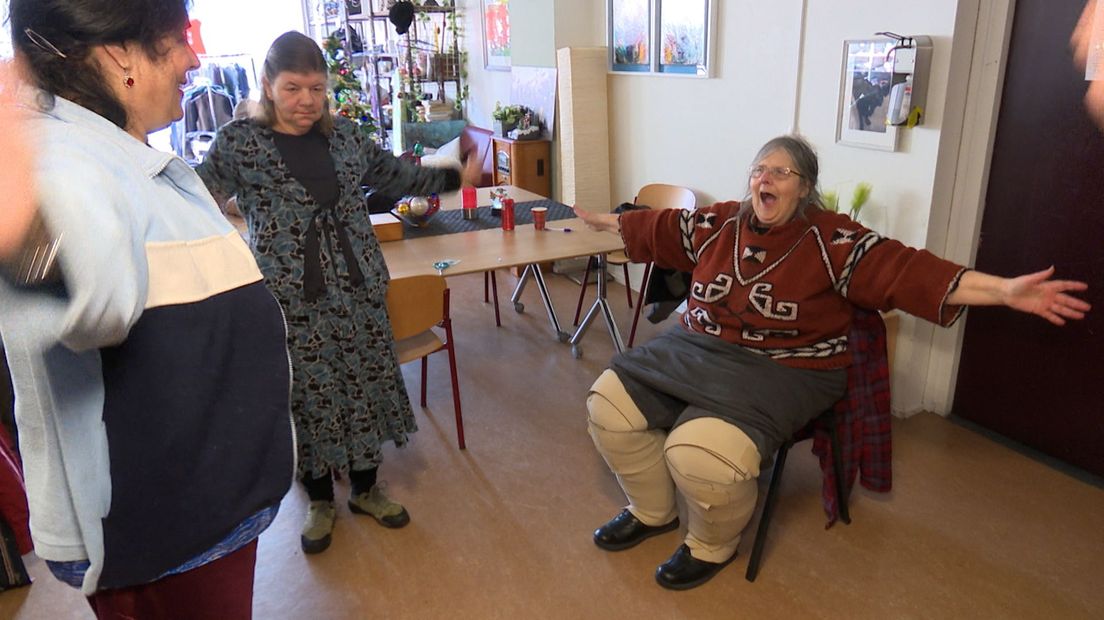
[742,134,825,217]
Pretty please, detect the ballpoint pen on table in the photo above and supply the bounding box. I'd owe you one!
[545,227,573,232]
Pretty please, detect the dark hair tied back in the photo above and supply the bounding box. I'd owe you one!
[9,0,192,130]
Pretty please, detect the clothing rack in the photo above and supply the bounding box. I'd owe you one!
[173,53,259,164]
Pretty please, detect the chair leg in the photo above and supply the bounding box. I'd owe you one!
[419,356,428,408]
[627,262,653,348]
[826,409,851,524]
[444,336,465,451]
[490,270,501,327]
[572,256,594,326]
[746,441,793,583]
[484,271,490,303]
[622,263,633,308]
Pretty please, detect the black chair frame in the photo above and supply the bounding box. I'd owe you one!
[745,408,851,582]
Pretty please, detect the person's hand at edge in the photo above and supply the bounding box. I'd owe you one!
[459,151,483,188]
[0,59,38,261]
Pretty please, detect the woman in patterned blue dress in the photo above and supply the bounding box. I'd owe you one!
[198,32,479,554]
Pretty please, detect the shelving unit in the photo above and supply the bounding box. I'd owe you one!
[303,0,466,150]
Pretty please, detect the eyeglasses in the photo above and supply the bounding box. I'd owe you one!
[748,165,803,181]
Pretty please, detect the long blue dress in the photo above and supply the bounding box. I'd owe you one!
[198,117,459,479]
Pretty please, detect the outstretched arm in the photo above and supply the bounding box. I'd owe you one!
[572,205,620,233]
[947,267,1091,326]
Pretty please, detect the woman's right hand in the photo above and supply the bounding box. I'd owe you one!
[572,205,621,234]
[459,152,484,188]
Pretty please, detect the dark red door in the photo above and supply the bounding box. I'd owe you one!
[953,0,1104,477]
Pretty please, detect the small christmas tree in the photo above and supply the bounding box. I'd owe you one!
[323,33,378,138]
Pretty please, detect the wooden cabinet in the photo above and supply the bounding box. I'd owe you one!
[492,137,551,196]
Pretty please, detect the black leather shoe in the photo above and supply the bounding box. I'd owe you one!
[655,544,737,590]
[593,509,679,551]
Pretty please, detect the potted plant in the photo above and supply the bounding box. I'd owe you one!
[821,183,872,222]
[492,102,527,136]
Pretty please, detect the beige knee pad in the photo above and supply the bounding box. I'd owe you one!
[664,418,762,563]
[586,370,677,525]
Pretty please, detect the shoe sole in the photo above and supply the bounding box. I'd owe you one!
[301,533,332,555]
[593,518,680,552]
[348,501,411,528]
[655,553,738,591]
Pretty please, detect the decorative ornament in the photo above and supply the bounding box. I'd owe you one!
[408,196,430,217]
[124,72,135,88]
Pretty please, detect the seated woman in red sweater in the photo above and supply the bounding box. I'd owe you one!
[572,135,1090,590]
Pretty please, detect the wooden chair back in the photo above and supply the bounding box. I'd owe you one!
[635,183,696,211]
[386,275,447,341]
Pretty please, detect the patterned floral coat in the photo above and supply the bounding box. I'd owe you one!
[198,117,459,479]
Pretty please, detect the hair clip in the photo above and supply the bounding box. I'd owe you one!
[24,28,68,59]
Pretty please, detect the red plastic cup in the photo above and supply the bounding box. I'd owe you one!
[531,206,548,231]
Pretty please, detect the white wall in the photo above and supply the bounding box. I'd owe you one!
[797,0,966,414]
[607,1,807,208]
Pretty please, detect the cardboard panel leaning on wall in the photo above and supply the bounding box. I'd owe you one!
[558,47,611,213]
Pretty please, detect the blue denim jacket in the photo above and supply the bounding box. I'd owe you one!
[0,95,295,594]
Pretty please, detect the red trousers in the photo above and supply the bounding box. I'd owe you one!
[86,540,257,620]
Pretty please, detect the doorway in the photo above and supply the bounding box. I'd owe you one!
[952,0,1104,477]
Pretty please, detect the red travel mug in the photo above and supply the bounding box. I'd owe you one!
[461,186,478,220]
[501,198,515,231]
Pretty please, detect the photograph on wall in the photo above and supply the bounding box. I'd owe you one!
[837,39,899,151]
[610,0,650,72]
[659,0,709,75]
[482,0,510,71]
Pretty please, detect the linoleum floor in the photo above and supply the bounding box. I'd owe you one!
[2,271,1102,619]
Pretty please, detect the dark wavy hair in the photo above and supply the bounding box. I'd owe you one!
[9,0,192,130]
[258,31,334,136]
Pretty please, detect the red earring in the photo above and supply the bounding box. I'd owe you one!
[124,71,135,88]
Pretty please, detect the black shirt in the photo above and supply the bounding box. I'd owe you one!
[272,129,340,209]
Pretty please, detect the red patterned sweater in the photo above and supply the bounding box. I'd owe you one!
[619,202,967,370]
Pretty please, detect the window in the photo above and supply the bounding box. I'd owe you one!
[608,0,715,76]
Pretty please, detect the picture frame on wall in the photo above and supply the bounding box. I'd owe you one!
[836,39,900,151]
[482,0,510,71]
[608,0,715,76]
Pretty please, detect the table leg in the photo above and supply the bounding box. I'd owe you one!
[509,264,532,313]
[569,254,625,358]
[511,264,570,342]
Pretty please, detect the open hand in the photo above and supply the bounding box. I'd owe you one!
[1004,267,1092,326]
[572,205,620,233]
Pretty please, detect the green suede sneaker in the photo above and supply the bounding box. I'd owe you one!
[348,484,410,528]
[301,500,336,554]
